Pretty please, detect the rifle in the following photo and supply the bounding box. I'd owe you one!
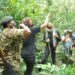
[0,48,16,75]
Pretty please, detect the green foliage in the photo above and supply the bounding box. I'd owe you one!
[0,0,75,31]
[20,61,75,75]
[0,0,75,75]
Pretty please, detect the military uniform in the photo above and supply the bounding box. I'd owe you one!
[0,28,24,72]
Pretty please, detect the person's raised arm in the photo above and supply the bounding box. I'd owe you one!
[61,35,67,42]
[40,13,51,30]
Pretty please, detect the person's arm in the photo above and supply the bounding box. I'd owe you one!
[20,24,31,38]
[54,33,59,38]
[40,13,50,30]
[61,36,66,42]
[61,35,68,42]
[30,12,51,34]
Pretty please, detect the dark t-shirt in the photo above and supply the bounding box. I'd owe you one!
[43,29,61,47]
[43,30,53,46]
[21,26,40,57]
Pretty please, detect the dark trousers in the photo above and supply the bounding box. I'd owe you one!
[40,44,56,64]
[22,56,35,75]
[2,69,19,75]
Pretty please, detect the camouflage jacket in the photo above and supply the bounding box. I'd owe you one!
[0,28,24,71]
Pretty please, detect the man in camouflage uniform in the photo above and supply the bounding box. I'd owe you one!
[0,16,31,75]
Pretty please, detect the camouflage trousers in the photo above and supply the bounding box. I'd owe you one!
[0,53,20,75]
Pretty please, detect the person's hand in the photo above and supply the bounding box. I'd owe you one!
[66,33,70,38]
[44,13,51,25]
[20,23,31,38]
[47,13,51,18]
[20,23,26,29]
[54,33,58,38]
[46,38,50,43]
[20,23,31,32]
[40,13,51,30]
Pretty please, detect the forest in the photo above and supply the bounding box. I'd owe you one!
[0,0,75,75]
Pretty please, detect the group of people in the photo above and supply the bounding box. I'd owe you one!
[0,14,50,75]
[0,14,75,75]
